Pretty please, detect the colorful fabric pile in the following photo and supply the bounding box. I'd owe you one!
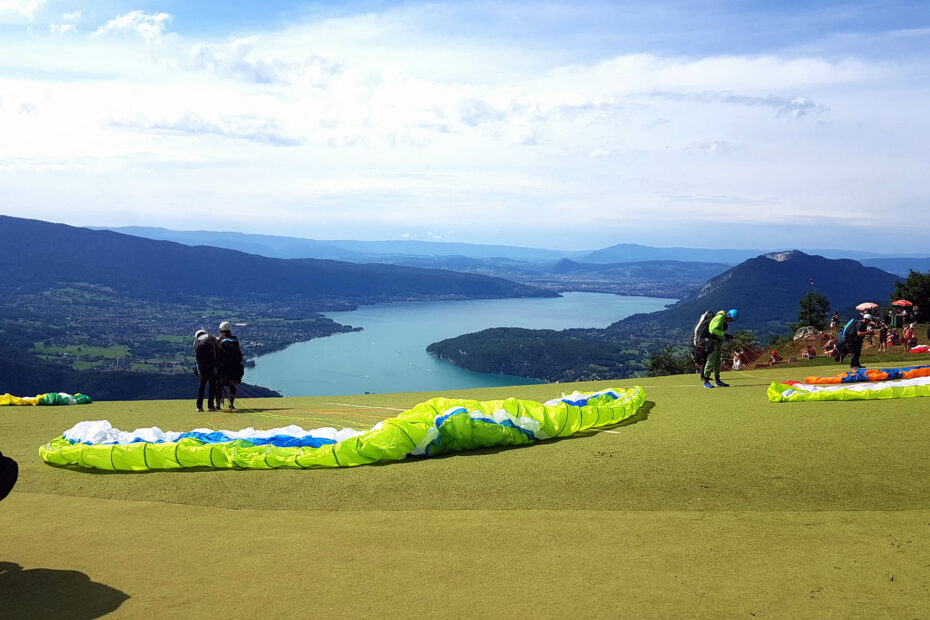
[803,364,930,384]
[40,387,645,471]
[768,376,930,402]
[1,392,93,406]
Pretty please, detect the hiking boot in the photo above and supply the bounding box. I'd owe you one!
[703,380,714,388]
[196,407,204,412]
[715,381,730,387]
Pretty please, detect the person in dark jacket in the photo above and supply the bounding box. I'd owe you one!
[217,321,244,410]
[0,449,18,502]
[838,313,874,369]
[194,329,218,412]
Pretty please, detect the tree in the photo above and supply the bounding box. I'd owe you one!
[647,346,695,377]
[794,291,831,331]
[891,270,930,321]
[723,329,760,359]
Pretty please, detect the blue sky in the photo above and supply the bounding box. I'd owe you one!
[2,1,929,252]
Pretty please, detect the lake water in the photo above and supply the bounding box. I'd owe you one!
[245,292,674,396]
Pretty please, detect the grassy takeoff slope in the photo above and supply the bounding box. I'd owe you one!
[2,363,929,618]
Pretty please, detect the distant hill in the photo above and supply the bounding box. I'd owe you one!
[860,257,930,277]
[428,250,904,382]
[98,226,588,262]
[100,225,927,273]
[581,243,918,265]
[582,244,763,265]
[2,216,555,304]
[640,250,902,333]
[548,258,730,282]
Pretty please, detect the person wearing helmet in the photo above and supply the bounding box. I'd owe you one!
[703,308,738,388]
[216,321,244,410]
[837,313,873,369]
[193,328,218,412]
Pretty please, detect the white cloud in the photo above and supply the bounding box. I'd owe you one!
[1,5,929,252]
[0,0,45,22]
[652,90,828,119]
[92,10,172,41]
[49,22,75,35]
[108,111,302,146]
[0,0,46,24]
[189,37,343,86]
[685,140,740,155]
[60,10,80,21]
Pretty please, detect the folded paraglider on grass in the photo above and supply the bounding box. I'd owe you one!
[40,387,645,471]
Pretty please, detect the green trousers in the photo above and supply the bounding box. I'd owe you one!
[703,339,722,381]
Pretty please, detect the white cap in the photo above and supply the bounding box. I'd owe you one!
[863,313,873,320]
[219,321,231,331]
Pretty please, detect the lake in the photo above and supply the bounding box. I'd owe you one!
[245,292,674,396]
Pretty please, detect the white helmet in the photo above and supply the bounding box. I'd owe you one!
[219,321,232,332]
[195,329,207,339]
[862,313,873,320]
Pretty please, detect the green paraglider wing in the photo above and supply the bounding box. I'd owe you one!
[40,387,645,471]
[768,376,930,402]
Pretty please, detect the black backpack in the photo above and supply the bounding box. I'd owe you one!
[219,336,244,382]
[194,334,216,366]
[692,310,715,348]
[689,310,715,369]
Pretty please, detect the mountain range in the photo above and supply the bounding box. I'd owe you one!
[2,216,554,304]
[99,225,930,274]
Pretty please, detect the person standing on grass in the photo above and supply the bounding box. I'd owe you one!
[193,329,218,412]
[840,313,874,369]
[830,311,839,334]
[703,309,738,388]
[217,321,244,410]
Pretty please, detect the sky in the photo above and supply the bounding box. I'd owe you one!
[2,1,929,253]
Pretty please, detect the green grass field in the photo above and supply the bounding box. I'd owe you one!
[2,362,929,617]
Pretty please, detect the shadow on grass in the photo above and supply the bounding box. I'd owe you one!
[0,562,129,618]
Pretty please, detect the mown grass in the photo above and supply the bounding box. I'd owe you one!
[2,362,929,618]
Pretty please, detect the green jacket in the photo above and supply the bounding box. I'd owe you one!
[708,310,729,339]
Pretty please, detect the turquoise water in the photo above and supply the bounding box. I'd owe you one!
[245,292,673,396]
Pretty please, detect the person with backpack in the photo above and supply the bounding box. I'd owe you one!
[692,308,739,388]
[217,321,245,410]
[834,313,874,368]
[193,329,218,412]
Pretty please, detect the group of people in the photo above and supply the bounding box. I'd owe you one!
[194,321,244,412]
[692,304,923,387]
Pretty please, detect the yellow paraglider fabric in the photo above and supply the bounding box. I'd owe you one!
[40,387,644,471]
